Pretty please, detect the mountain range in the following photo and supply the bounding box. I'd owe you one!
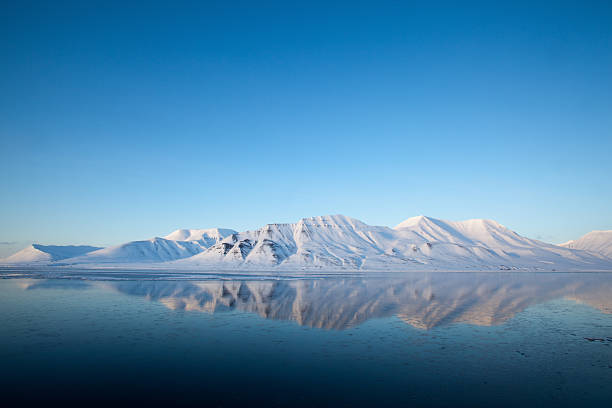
[2,215,611,271]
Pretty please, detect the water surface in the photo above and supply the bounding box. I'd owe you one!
[1,271,611,407]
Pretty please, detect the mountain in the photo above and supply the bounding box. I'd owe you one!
[2,215,611,271]
[52,229,236,265]
[176,214,611,271]
[163,228,237,246]
[390,215,609,269]
[1,244,101,264]
[181,215,402,269]
[394,215,534,248]
[560,230,612,258]
[62,237,204,264]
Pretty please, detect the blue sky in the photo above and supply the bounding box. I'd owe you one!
[1,1,611,255]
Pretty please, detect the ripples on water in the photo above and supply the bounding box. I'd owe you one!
[1,271,611,407]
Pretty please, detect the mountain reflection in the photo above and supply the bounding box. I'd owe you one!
[23,273,612,330]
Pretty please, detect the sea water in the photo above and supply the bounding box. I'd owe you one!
[1,272,611,407]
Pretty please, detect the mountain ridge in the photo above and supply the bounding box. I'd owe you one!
[2,214,611,271]
[560,230,612,258]
[163,228,238,245]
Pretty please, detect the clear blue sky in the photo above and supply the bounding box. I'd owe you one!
[1,1,611,255]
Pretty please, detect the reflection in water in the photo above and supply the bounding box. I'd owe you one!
[22,273,612,330]
[7,272,612,408]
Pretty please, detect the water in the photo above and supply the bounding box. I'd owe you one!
[1,271,611,407]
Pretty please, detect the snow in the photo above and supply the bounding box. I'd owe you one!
[560,230,612,258]
[176,214,612,271]
[2,215,611,271]
[163,228,237,247]
[1,244,101,264]
[62,237,204,264]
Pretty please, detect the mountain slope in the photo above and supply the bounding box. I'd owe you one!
[163,228,237,247]
[61,228,238,264]
[391,215,607,269]
[1,244,102,264]
[560,230,612,258]
[394,215,534,248]
[63,238,204,264]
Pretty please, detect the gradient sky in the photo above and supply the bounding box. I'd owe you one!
[1,1,611,256]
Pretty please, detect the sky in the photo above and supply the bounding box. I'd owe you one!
[1,0,611,256]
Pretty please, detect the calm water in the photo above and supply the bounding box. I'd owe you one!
[1,271,611,407]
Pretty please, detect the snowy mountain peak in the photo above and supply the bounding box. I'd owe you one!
[164,228,236,241]
[560,230,612,258]
[395,215,507,232]
[393,216,522,247]
[298,214,369,229]
[393,215,430,229]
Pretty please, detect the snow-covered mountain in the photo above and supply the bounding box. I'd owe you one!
[177,214,611,271]
[163,228,237,246]
[2,215,611,271]
[62,237,205,264]
[23,229,237,265]
[183,215,397,269]
[391,215,611,269]
[1,244,101,264]
[560,230,612,258]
